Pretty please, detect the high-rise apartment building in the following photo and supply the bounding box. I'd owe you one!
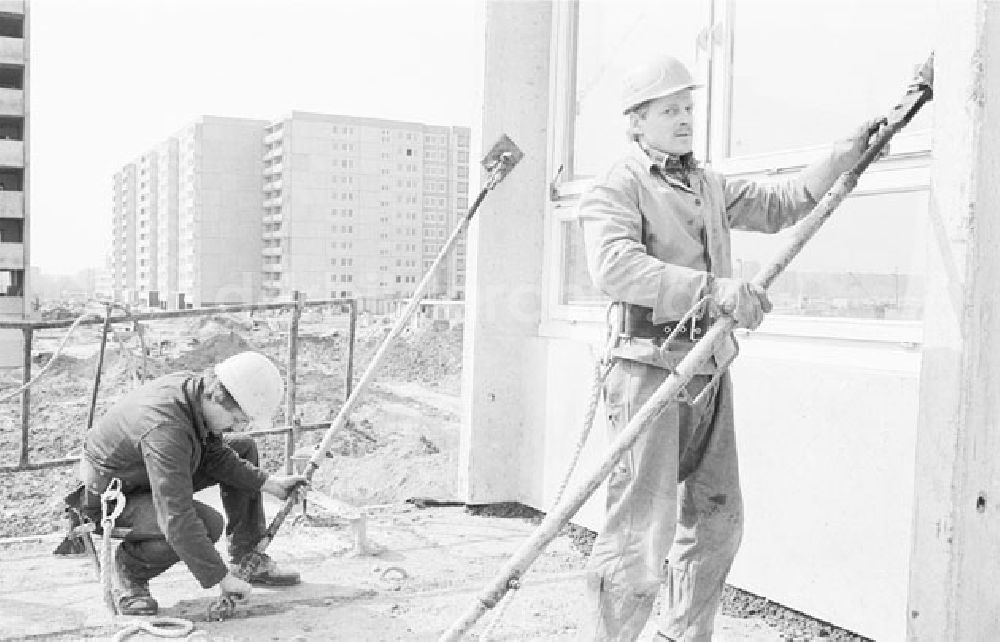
[111,113,469,308]
[0,1,28,366]
[154,138,178,306]
[260,112,470,303]
[175,117,265,307]
[112,116,266,307]
[110,164,136,302]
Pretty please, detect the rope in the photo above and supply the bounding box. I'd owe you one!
[100,478,126,617]
[475,295,718,640]
[110,617,195,642]
[99,478,198,641]
[0,306,102,404]
[0,298,151,404]
[552,355,611,507]
[477,578,520,640]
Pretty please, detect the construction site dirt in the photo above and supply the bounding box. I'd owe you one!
[0,313,867,640]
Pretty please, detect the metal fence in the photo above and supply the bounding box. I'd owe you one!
[0,296,358,475]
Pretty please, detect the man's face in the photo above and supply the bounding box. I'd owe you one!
[633,90,695,155]
[203,395,251,434]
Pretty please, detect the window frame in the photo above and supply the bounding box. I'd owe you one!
[541,0,930,344]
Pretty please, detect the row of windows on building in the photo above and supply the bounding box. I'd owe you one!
[329,273,417,284]
[327,126,468,150]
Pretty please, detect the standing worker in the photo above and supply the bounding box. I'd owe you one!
[67,351,307,616]
[577,54,883,641]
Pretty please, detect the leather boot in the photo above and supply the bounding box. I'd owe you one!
[231,552,301,586]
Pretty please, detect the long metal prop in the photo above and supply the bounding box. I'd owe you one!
[210,135,524,619]
[439,55,934,641]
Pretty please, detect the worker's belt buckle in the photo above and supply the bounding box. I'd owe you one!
[614,303,711,345]
[631,319,710,344]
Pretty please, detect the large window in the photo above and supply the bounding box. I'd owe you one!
[724,0,934,161]
[547,0,935,333]
[572,0,711,179]
[731,188,929,320]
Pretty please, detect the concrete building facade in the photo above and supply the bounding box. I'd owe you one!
[109,165,136,302]
[175,116,265,307]
[154,138,178,306]
[259,112,470,305]
[134,151,158,302]
[113,116,266,307]
[463,1,959,640]
[0,0,28,367]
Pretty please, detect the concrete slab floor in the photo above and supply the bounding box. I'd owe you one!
[0,493,781,641]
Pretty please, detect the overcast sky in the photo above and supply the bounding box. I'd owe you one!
[29,0,485,275]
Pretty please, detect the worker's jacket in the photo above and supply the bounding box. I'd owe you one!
[81,372,268,587]
[579,141,853,369]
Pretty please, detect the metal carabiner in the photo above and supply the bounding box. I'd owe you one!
[101,478,126,524]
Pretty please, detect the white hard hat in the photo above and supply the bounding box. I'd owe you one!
[621,54,703,114]
[214,351,284,422]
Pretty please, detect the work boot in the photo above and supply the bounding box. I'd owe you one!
[231,552,301,586]
[112,557,158,616]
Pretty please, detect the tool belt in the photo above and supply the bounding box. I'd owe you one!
[614,302,711,343]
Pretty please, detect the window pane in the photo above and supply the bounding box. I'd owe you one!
[574,0,710,179]
[560,220,607,305]
[729,0,935,158]
[731,189,929,320]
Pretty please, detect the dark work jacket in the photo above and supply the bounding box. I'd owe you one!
[82,372,268,588]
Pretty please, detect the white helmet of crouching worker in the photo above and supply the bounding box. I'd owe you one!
[214,351,285,423]
[621,54,703,114]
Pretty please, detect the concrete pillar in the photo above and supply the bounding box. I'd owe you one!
[460,0,551,502]
[907,1,1000,638]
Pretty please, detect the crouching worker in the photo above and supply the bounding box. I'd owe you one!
[578,54,884,641]
[70,351,307,616]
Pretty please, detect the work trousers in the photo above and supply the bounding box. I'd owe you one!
[96,435,267,582]
[579,360,743,642]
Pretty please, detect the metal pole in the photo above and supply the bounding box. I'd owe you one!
[345,298,357,399]
[231,138,523,582]
[18,327,31,468]
[284,291,303,475]
[439,58,934,641]
[86,308,113,431]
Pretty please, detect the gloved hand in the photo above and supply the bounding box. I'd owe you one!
[843,117,890,162]
[219,572,252,600]
[801,117,889,200]
[262,474,309,500]
[709,277,772,330]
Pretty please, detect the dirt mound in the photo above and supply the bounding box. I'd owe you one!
[186,314,254,338]
[166,332,254,373]
[359,327,462,385]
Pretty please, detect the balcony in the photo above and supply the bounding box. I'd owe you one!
[262,247,282,257]
[263,147,282,161]
[0,241,22,268]
[263,179,282,192]
[263,196,283,208]
[0,190,22,217]
[263,163,283,176]
[263,212,283,224]
[0,88,22,116]
[264,129,283,145]
[0,139,23,166]
[0,37,22,65]
[263,230,282,240]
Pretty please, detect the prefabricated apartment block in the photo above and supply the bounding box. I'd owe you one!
[110,113,471,308]
[0,0,29,368]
